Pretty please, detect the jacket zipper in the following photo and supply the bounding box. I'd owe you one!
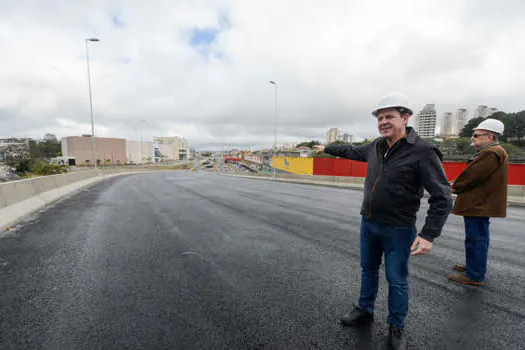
[367,138,405,218]
[368,159,384,218]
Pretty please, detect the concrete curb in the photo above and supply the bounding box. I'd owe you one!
[219,173,525,207]
[221,173,366,190]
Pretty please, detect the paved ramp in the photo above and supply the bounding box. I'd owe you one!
[0,172,523,349]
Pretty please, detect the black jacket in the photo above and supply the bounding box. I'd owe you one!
[325,127,452,241]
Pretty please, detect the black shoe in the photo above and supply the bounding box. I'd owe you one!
[388,325,408,350]
[340,305,374,326]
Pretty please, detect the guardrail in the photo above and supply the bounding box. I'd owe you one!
[0,170,98,209]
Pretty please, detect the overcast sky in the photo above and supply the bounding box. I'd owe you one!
[1,0,524,150]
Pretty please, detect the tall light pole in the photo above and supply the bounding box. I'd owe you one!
[221,126,225,157]
[269,81,278,178]
[85,38,100,169]
[139,119,146,163]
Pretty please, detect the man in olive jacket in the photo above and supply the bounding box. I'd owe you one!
[448,118,509,286]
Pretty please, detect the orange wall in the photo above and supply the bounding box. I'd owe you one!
[311,158,525,185]
[507,164,525,185]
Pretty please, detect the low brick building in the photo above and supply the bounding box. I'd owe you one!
[61,135,126,166]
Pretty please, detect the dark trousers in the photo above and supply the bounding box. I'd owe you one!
[464,216,490,282]
[358,216,416,328]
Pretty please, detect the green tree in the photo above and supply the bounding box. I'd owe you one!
[504,111,525,146]
[43,133,58,143]
[29,139,42,158]
[459,117,485,138]
[440,138,471,155]
[39,134,62,158]
[311,152,336,158]
[8,134,64,176]
[7,158,31,174]
[491,111,511,143]
[296,140,321,148]
[460,112,525,146]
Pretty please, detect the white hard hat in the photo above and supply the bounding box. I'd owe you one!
[474,118,504,135]
[372,92,413,117]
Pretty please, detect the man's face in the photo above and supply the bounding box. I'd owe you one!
[471,129,493,150]
[376,108,409,139]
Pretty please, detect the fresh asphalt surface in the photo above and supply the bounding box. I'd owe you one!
[0,171,524,349]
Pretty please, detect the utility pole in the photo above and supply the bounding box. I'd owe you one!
[85,38,100,169]
[269,81,278,178]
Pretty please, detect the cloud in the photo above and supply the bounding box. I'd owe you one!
[191,28,219,47]
[0,0,524,150]
[188,11,231,61]
[112,15,126,28]
[189,26,225,60]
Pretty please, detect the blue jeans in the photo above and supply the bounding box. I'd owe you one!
[358,217,416,328]
[464,216,490,282]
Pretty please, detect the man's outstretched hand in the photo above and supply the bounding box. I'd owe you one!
[312,145,325,154]
[411,236,433,255]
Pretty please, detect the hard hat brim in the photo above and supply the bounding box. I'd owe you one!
[473,126,502,135]
[372,105,413,117]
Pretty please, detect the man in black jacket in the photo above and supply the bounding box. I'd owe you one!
[314,92,452,350]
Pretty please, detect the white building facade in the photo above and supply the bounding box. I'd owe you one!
[326,128,340,144]
[152,136,190,161]
[414,104,437,138]
[455,108,468,135]
[441,112,454,137]
[339,133,354,144]
[473,106,498,119]
[126,140,154,164]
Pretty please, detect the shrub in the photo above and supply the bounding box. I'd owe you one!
[32,162,70,176]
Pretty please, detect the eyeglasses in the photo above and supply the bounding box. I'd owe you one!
[472,133,489,138]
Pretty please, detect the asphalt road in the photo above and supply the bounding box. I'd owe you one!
[1,171,524,349]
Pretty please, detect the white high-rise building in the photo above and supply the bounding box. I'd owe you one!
[339,133,354,144]
[325,128,340,144]
[441,112,454,137]
[473,105,486,119]
[455,108,468,135]
[414,104,437,138]
[473,106,497,119]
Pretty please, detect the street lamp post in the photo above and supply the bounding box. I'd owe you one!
[85,38,100,170]
[269,81,278,178]
[140,119,146,163]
